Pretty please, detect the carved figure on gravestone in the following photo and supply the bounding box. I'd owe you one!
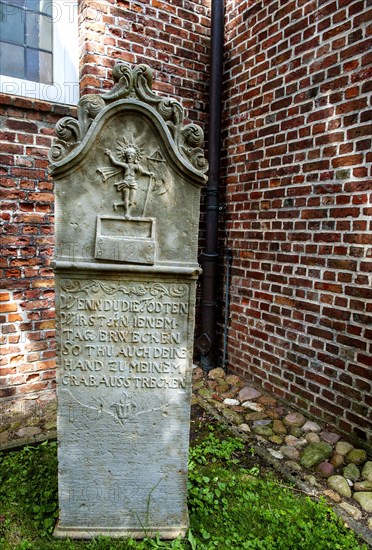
[103,138,154,218]
[111,392,138,425]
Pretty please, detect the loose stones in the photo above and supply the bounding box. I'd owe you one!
[346,449,367,465]
[327,475,352,498]
[342,463,360,481]
[238,386,261,401]
[242,402,264,412]
[302,421,321,432]
[300,442,333,469]
[338,502,362,521]
[283,412,306,428]
[362,461,372,481]
[353,492,372,513]
[319,432,341,445]
[223,398,240,407]
[335,441,354,456]
[316,462,335,479]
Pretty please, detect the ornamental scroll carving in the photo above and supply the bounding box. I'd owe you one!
[60,280,188,299]
[49,63,208,175]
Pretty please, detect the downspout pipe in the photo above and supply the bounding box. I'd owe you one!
[197,0,225,372]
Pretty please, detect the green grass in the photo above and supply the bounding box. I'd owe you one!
[0,430,368,550]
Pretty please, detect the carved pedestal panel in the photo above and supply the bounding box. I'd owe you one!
[49,63,207,539]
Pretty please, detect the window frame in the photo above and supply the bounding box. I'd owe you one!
[0,0,79,105]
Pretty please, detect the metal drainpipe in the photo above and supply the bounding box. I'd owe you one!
[197,0,225,372]
[222,249,233,368]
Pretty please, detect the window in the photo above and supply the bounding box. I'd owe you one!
[0,0,79,104]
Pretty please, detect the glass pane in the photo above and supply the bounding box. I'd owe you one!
[38,49,52,83]
[1,1,26,7]
[25,46,38,80]
[0,3,25,45]
[25,1,53,15]
[0,41,24,78]
[26,47,52,83]
[26,11,52,50]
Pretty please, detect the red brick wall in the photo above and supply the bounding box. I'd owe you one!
[0,97,76,403]
[0,0,211,445]
[79,0,211,125]
[222,0,372,450]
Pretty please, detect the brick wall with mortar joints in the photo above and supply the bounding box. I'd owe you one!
[0,1,211,441]
[221,0,372,450]
[0,98,76,409]
[78,0,211,125]
[77,0,212,347]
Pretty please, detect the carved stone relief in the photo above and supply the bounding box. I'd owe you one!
[50,63,206,539]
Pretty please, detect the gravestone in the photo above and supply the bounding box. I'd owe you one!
[49,63,207,539]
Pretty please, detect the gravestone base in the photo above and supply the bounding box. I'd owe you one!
[54,524,188,540]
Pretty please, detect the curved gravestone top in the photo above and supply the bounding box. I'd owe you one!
[49,62,208,274]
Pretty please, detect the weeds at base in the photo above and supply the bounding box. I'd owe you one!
[0,408,368,550]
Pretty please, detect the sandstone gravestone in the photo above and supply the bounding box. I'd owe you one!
[49,63,207,539]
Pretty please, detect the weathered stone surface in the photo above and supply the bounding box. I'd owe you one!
[216,381,230,393]
[268,449,284,460]
[342,463,360,481]
[253,425,273,437]
[327,476,352,498]
[362,461,372,481]
[330,453,345,468]
[338,502,362,521]
[283,412,306,428]
[192,368,204,382]
[269,435,283,445]
[353,492,372,513]
[335,441,354,456]
[232,405,247,413]
[222,409,244,425]
[223,398,240,407]
[306,432,321,444]
[252,419,272,427]
[303,474,318,487]
[272,419,287,434]
[220,391,236,400]
[289,427,304,438]
[279,446,300,460]
[274,406,287,417]
[50,62,207,540]
[316,462,335,478]
[225,375,242,387]
[323,489,342,503]
[284,461,302,473]
[193,379,205,390]
[208,368,226,381]
[245,412,268,422]
[16,426,42,438]
[284,435,303,447]
[319,431,341,445]
[346,448,367,465]
[199,388,215,400]
[0,430,10,444]
[368,517,372,531]
[241,401,264,412]
[238,423,251,433]
[353,480,372,492]
[300,442,333,469]
[238,386,261,402]
[258,396,277,407]
[302,421,321,432]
